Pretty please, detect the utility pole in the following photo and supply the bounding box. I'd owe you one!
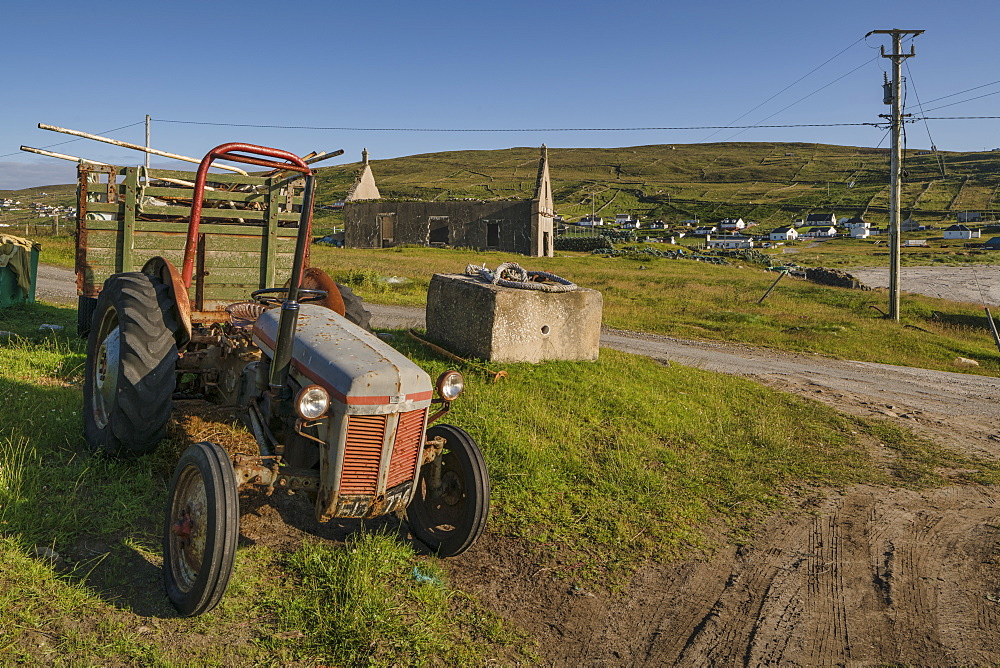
[868,28,923,321]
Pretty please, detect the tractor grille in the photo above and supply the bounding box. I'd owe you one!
[387,408,426,488]
[340,409,427,496]
[340,415,387,495]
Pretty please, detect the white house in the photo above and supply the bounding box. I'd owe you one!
[769,226,799,242]
[578,215,604,226]
[693,225,717,236]
[943,224,981,240]
[844,216,870,239]
[707,235,754,249]
[719,217,746,231]
[615,213,640,228]
[803,226,837,238]
[805,213,837,226]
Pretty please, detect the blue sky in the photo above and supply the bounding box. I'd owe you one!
[1,0,997,189]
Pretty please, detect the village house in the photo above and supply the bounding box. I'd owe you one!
[616,214,642,229]
[718,217,745,231]
[707,234,753,249]
[803,226,837,238]
[943,224,981,240]
[693,225,717,236]
[615,213,641,228]
[769,225,799,242]
[984,237,1000,250]
[578,215,604,226]
[844,216,870,239]
[805,213,837,226]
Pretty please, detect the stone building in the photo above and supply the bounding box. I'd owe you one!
[344,146,555,257]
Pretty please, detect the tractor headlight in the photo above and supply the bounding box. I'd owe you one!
[436,371,464,402]
[296,385,330,419]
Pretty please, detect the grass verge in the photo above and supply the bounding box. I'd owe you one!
[1,300,997,663]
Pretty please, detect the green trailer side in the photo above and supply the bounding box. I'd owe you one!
[76,163,309,330]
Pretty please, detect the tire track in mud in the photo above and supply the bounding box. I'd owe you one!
[478,484,1000,666]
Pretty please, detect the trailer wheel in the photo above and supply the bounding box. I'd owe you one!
[336,283,372,331]
[407,424,490,557]
[163,441,239,617]
[83,273,178,457]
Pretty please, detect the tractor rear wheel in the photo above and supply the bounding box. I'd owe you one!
[336,283,372,331]
[163,441,239,617]
[83,272,178,457]
[407,424,490,557]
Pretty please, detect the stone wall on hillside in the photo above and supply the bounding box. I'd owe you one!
[801,267,870,290]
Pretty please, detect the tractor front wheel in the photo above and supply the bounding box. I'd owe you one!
[83,272,178,457]
[163,441,239,617]
[407,424,490,557]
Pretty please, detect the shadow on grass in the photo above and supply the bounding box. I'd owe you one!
[0,301,78,338]
[0,369,183,618]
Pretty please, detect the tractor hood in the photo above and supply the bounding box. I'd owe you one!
[252,304,433,414]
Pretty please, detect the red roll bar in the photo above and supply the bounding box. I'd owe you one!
[181,143,313,288]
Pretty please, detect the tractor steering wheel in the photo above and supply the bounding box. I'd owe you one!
[251,287,327,306]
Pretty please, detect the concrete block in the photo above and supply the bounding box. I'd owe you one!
[426,273,602,363]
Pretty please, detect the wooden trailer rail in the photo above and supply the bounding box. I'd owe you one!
[77,163,309,320]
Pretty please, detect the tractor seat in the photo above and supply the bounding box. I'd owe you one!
[225,301,271,330]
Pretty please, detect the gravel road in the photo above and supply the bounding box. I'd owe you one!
[851,264,1000,307]
[35,263,76,305]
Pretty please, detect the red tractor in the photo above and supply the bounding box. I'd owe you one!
[82,144,490,615]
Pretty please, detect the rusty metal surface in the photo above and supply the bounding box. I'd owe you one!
[141,256,192,344]
[253,304,433,411]
[232,455,320,493]
[168,462,210,592]
[182,143,313,288]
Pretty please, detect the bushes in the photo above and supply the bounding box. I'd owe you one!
[555,229,638,252]
[554,236,610,252]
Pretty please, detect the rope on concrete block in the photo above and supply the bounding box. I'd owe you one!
[464,262,577,292]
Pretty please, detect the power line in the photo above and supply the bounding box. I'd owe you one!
[700,36,866,142]
[151,118,877,132]
[920,116,1000,120]
[0,121,145,159]
[922,79,1000,106]
[719,55,880,142]
[922,89,1000,113]
[905,60,946,175]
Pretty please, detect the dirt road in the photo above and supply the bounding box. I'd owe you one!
[851,264,1000,307]
[35,263,76,305]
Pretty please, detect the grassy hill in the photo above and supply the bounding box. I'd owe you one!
[8,142,1000,233]
[314,142,1000,229]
